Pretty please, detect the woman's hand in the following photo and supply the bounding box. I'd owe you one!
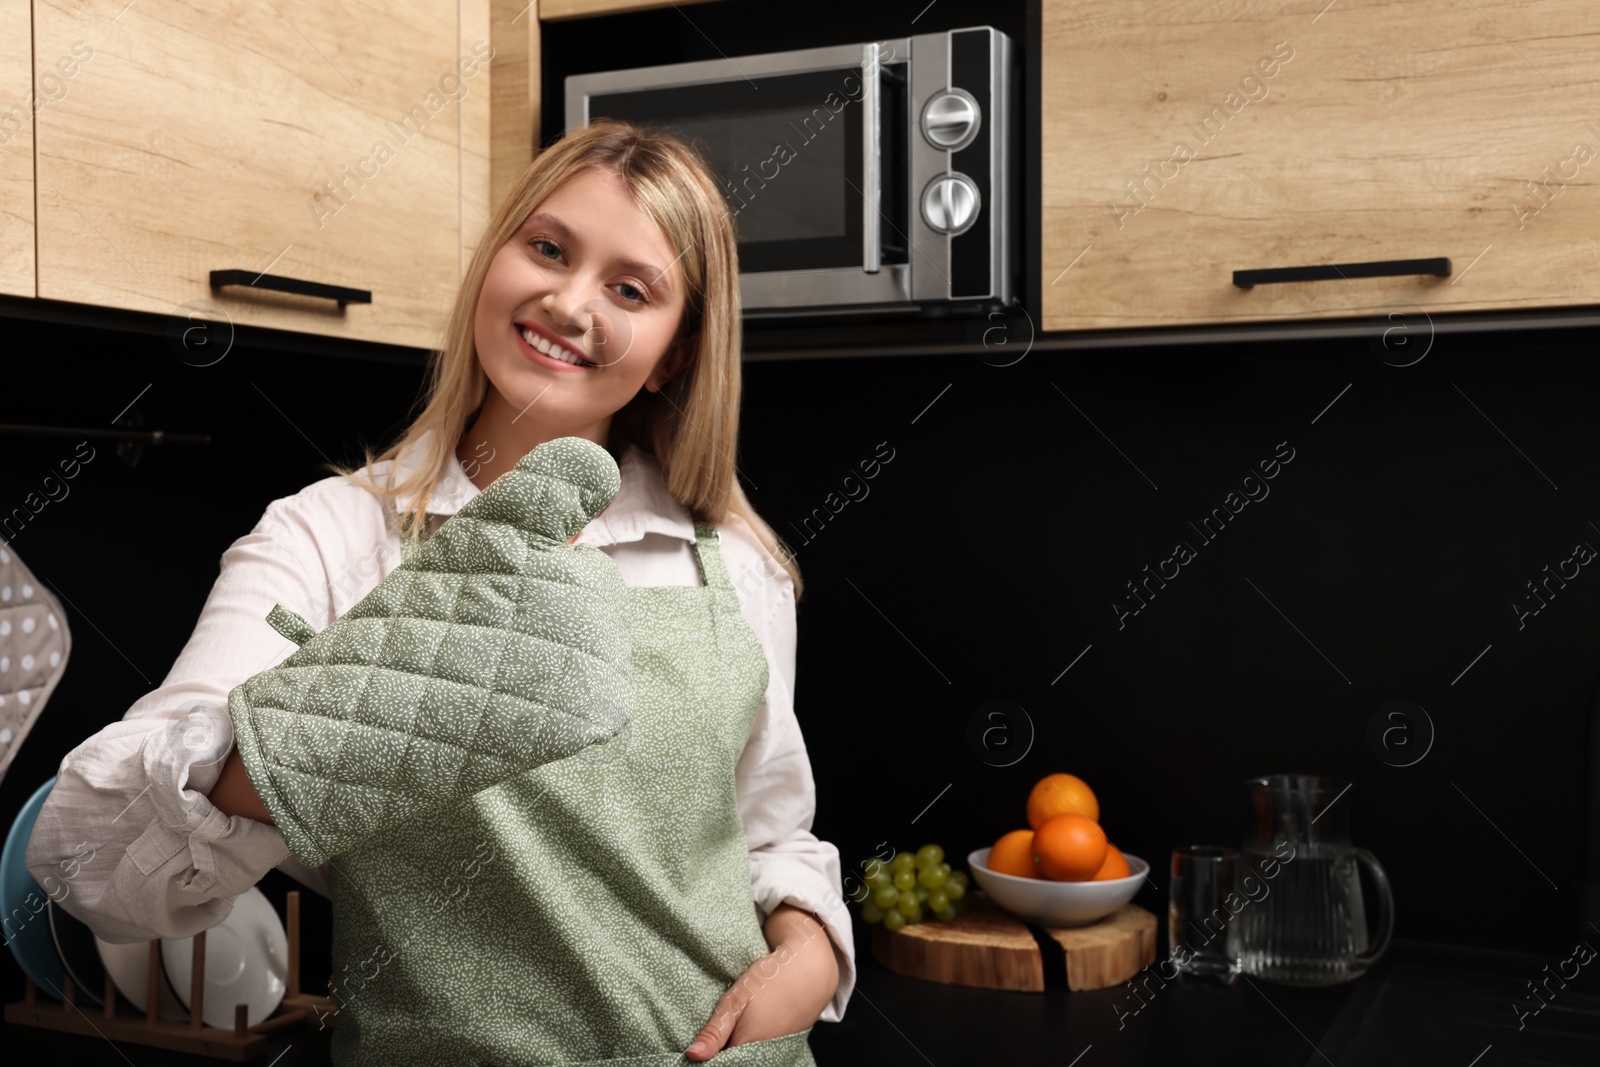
[685,903,838,1061]
[209,746,275,826]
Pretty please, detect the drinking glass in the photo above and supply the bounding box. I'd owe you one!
[1168,845,1243,984]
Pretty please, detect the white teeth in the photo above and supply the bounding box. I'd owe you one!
[519,326,590,367]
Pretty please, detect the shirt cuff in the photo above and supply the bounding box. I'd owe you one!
[752,858,856,1023]
[114,702,291,937]
[29,704,292,944]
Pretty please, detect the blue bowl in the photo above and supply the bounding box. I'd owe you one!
[2,777,68,996]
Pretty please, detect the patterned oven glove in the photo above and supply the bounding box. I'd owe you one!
[228,435,633,868]
[0,539,72,785]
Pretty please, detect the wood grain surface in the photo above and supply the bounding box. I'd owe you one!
[871,889,1158,992]
[1042,0,1600,331]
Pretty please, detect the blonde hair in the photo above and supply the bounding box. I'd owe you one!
[322,119,803,599]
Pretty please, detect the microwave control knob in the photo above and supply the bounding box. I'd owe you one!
[922,174,980,235]
[921,89,981,151]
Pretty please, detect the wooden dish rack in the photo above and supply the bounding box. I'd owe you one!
[4,890,338,1061]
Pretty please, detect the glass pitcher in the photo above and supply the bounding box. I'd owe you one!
[1236,774,1395,986]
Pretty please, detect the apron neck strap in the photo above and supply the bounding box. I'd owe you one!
[393,512,734,590]
[690,521,732,590]
[397,511,424,567]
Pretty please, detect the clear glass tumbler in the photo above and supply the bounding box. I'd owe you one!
[1168,845,1243,984]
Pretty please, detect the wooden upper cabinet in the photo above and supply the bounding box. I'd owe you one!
[0,0,34,298]
[30,0,486,349]
[538,0,717,19]
[1042,0,1600,332]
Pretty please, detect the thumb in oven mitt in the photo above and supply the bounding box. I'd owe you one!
[227,435,633,868]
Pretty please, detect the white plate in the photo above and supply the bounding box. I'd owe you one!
[94,934,188,1020]
[162,887,289,1029]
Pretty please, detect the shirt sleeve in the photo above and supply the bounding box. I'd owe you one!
[24,495,341,943]
[725,521,855,1024]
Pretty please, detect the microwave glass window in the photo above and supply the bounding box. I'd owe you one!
[589,68,874,273]
[666,111,845,245]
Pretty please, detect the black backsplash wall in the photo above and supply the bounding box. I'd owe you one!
[739,326,1600,960]
[1,319,1596,1004]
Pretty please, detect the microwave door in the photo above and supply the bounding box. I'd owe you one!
[573,65,910,312]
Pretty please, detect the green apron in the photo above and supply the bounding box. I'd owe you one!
[321,520,819,1067]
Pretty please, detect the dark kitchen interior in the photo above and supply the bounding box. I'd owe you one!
[4,0,1599,1063]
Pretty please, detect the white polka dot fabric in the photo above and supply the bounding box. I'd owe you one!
[0,539,71,783]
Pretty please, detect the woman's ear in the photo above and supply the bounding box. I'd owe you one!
[645,331,696,394]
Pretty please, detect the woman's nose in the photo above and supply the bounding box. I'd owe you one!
[541,287,621,356]
[540,284,586,328]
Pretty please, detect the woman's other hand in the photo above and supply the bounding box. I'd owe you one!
[684,903,837,1061]
[209,746,275,825]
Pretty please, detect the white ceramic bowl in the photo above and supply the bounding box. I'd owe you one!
[968,847,1148,927]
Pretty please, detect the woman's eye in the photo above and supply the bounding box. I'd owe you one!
[525,236,647,303]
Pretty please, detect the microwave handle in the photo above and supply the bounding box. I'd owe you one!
[862,42,881,274]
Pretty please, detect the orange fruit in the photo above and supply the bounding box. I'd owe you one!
[1026,773,1099,829]
[1091,843,1131,881]
[1032,814,1108,881]
[987,829,1041,879]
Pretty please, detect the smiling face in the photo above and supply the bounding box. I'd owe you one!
[470,166,693,451]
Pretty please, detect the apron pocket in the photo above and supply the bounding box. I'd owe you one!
[695,1028,816,1067]
[514,1027,816,1067]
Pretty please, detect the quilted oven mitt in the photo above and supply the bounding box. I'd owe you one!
[227,435,634,868]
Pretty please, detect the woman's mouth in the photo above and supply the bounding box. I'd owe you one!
[514,323,595,371]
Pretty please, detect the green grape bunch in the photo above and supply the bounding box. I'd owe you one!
[847,842,970,931]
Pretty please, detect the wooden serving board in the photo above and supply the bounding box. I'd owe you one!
[869,890,1156,992]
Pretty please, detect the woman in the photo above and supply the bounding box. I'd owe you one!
[26,119,851,1065]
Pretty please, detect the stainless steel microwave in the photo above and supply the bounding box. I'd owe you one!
[564,27,1017,318]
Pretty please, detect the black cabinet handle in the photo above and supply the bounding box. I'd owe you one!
[1233,257,1451,288]
[210,269,371,305]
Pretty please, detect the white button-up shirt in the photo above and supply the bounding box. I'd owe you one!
[25,430,855,1023]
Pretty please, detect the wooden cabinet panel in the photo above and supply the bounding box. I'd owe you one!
[0,0,35,298]
[32,0,476,349]
[485,0,539,218]
[539,0,718,20]
[1042,0,1600,332]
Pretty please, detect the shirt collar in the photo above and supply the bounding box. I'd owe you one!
[386,428,697,548]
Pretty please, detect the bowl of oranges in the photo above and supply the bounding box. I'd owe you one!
[969,773,1147,927]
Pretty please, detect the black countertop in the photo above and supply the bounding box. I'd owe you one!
[812,936,1600,1066]
[6,937,1598,1065]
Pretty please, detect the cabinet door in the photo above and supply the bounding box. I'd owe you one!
[33,0,474,349]
[538,0,717,18]
[0,0,34,298]
[1042,0,1600,332]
